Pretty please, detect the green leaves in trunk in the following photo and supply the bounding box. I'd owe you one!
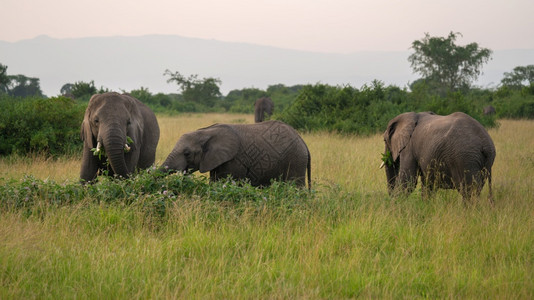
[381,150,394,167]
[91,136,134,160]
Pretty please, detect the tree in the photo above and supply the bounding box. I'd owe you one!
[71,81,97,99]
[501,65,534,88]
[60,83,74,97]
[0,63,9,94]
[408,32,492,93]
[6,74,44,97]
[0,64,45,97]
[164,69,222,107]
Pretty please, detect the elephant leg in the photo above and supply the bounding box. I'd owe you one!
[397,167,418,194]
[420,171,438,200]
[454,168,481,203]
[137,148,156,169]
[283,161,307,187]
[285,170,305,187]
[420,179,432,200]
[125,150,141,174]
[80,146,99,182]
[211,160,247,183]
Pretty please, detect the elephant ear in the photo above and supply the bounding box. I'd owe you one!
[384,112,418,161]
[199,125,240,173]
[80,96,97,149]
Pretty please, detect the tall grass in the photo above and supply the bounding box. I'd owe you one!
[0,115,532,298]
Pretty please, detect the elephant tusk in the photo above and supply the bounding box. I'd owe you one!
[96,141,102,152]
[379,161,385,169]
[124,144,131,153]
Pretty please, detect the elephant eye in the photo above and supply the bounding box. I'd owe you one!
[127,120,131,126]
[183,149,191,157]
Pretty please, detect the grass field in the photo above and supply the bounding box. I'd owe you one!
[0,114,533,298]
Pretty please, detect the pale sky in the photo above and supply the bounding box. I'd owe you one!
[1,0,533,53]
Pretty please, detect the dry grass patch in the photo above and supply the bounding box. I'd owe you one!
[0,116,532,298]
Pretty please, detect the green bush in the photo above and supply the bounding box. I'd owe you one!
[493,85,534,119]
[126,84,300,114]
[0,170,312,218]
[276,82,497,134]
[0,95,86,156]
[276,82,409,134]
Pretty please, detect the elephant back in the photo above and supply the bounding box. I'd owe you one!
[233,121,308,183]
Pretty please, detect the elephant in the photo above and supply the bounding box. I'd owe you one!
[381,111,496,202]
[80,92,160,182]
[483,105,496,115]
[160,120,311,189]
[254,97,274,123]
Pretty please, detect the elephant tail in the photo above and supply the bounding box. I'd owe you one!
[488,171,493,204]
[481,142,495,204]
[307,146,312,191]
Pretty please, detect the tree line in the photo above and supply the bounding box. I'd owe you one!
[0,32,533,155]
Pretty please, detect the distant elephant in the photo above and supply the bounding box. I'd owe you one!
[382,112,496,202]
[483,105,496,115]
[80,92,160,182]
[160,120,311,188]
[254,97,274,123]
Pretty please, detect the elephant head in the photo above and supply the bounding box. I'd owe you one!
[382,112,420,194]
[160,124,240,174]
[254,97,274,123]
[80,92,152,181]
[483,105,496,115]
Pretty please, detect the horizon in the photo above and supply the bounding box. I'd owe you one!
[3,34,534,54]
[1,34,533,97]
[2,0,534,54]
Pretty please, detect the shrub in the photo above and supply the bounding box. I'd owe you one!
[0,95,86,156]
[493,86,534,119]
[0,170,312,219]
[276,82,497,134]
[277,82,411,134]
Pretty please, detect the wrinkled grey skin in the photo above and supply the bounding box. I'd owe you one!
[160,120,311,189]
[254,97,274,123]
[483,105,496,115]
[383,112,496,202]
[80,92,160,182]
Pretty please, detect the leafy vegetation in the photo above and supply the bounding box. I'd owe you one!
[408,32,492,94]
[0,95,86,156]
[501,65,534,88]
[164,69,223,108]
[0,170,310,219]
[276,81,500,134]
[0,63,9,93]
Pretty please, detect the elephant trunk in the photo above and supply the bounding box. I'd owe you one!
[255,110,263,123]
[385,164,398,195]
[159,151,187,174]
[102,128,129,178]
[384,147,399,195]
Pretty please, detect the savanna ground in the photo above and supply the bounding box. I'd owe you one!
[0,113,533,298]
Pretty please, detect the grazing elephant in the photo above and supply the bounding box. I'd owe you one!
[381,112,496,202]
[483,105,496,115]
[160,120,311,188]
[254,97,274,123]
[80,92,160,182]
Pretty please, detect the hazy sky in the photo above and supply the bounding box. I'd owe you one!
[1,0,533,53]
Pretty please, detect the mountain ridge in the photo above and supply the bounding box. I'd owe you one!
[1,35,532,97]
